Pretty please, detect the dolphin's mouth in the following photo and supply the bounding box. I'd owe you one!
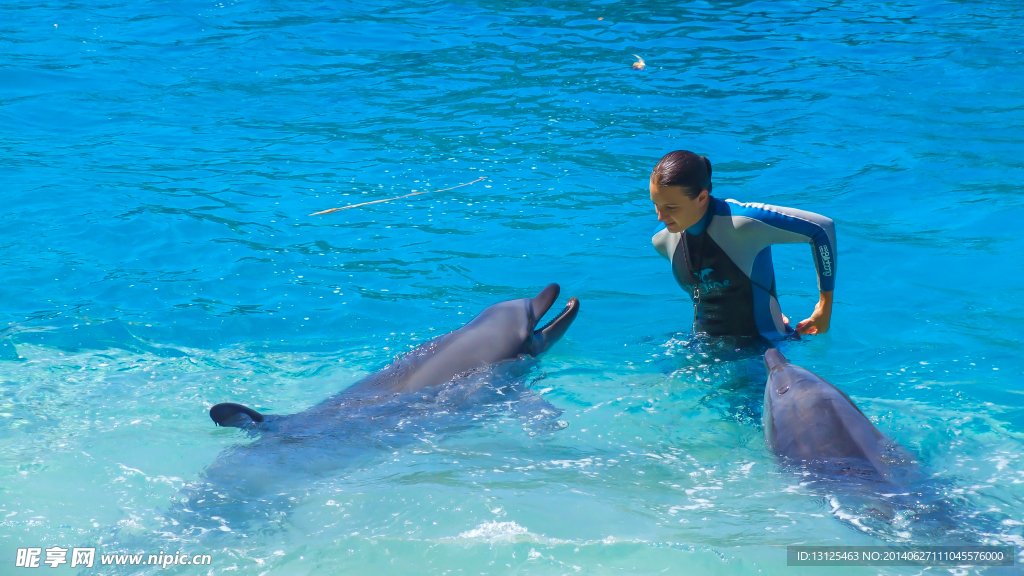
[536,298,579,334]
[528,284,580,357]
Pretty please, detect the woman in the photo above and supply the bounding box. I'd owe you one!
[650,150,835,339]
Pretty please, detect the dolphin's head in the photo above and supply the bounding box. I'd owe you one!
[524,283,579,357]
[761,348,897,478]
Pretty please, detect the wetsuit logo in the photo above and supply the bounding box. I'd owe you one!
[688,269,730,296]
[818,245,832,276]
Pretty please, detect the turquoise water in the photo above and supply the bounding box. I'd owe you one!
[3,0,1024,573]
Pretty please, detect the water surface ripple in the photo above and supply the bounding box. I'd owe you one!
[2,0,1023,574]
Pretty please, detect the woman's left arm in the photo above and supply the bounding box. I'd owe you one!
[727,200,837,334]
[796,290,832,335]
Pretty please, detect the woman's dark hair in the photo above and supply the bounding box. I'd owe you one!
[650,150,712,199]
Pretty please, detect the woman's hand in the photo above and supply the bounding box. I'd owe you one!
[795,291,833,335]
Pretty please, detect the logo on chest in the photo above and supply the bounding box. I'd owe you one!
[682,268,731,297]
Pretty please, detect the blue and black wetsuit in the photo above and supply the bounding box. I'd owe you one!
[652,197,836,339]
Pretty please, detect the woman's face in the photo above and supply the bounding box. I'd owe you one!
[649,182,709,234]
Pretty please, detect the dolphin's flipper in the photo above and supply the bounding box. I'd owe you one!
[210,402,265,428]
[511,390,567,433]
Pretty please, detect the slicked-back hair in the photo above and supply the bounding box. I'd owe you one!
[650,150,713,199]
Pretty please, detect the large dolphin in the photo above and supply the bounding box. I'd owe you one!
[762,348,909,478]
[199,284,579,498]
[760,349,975,539]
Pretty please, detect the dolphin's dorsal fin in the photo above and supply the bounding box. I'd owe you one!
[210,402,265,428]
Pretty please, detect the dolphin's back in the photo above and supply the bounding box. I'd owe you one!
[763,350,890,477]
[343,300,532,398]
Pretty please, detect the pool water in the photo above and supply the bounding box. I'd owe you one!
[2,0,1023,574]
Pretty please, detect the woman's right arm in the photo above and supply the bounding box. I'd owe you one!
[651,226,679,261]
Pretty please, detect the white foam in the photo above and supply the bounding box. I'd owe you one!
[994,455,1011,472]
[828,496,869,532]
[456,521,529,542]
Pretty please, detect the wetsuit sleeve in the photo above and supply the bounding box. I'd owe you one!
[651,226,677,261]
[725,201,837,292]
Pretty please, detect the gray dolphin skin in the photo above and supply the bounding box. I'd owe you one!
[759,349,994,541]
[195,284,579,503]
[762,348,902,478]
[210,283,579,429]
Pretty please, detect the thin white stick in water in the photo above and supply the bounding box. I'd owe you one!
[309,176,488,216]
